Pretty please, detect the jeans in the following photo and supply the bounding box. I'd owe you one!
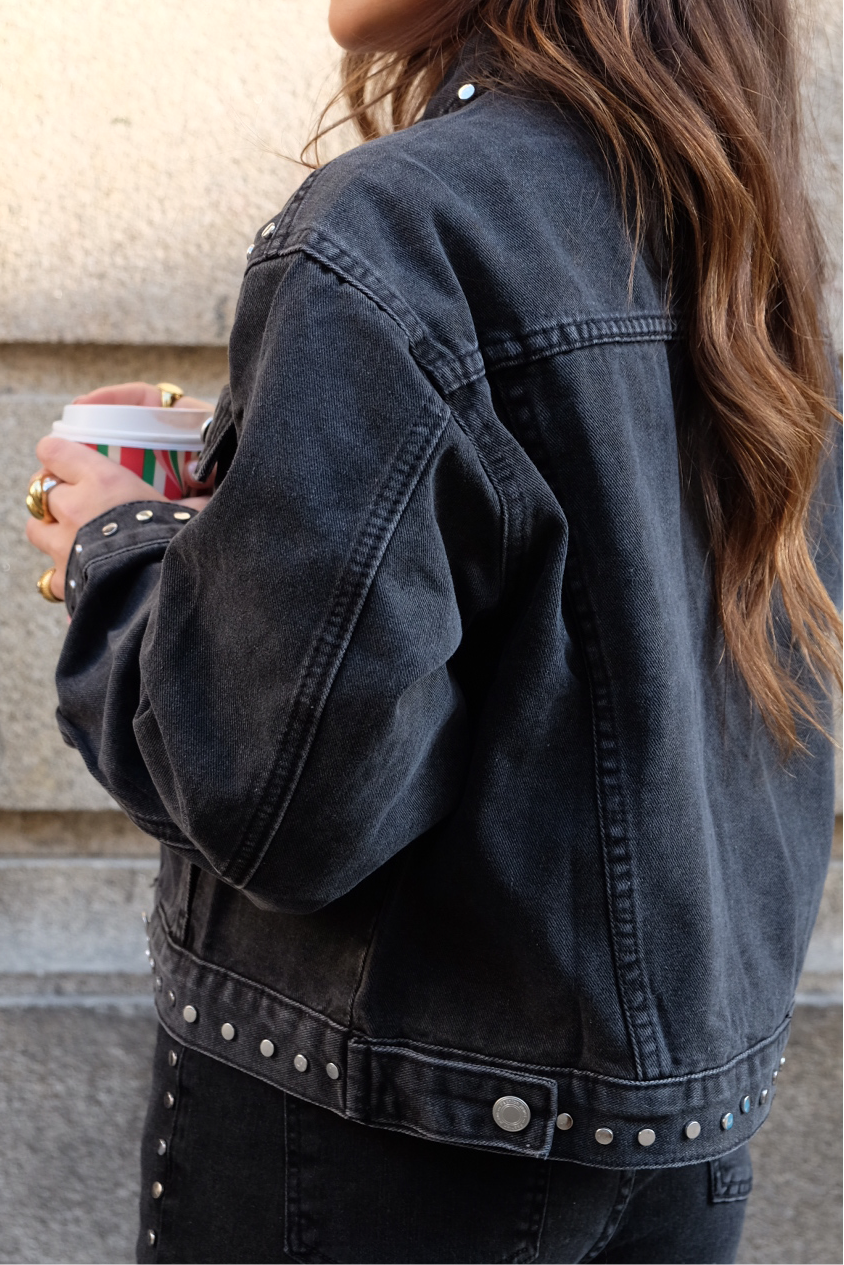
[137,1027,751,1264]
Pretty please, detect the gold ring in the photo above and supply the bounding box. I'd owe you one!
[157,382,184,408]
[36,567,62,603]
[26,475,61,523]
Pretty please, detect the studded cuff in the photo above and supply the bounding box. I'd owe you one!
[65,501,201,618]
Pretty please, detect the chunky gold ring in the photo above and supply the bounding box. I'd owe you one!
[157,382,184,408]
[26,475,61,523]
[36,567,62,603]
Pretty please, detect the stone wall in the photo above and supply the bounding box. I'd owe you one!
[0,2,840,1261]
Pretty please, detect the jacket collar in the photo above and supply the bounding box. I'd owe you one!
[422,33,492,121]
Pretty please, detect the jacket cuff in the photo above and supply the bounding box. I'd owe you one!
[65,500,201,617]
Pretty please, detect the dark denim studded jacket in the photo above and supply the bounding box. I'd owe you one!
[55,50,842,1170]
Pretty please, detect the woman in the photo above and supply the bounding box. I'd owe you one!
[25,0,841,1261]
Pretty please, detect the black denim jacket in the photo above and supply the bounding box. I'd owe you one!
[55,52,842,1169]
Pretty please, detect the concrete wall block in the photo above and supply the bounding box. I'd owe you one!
[1,0,341,345]
[0,395,115,807]
[0,858,158,973]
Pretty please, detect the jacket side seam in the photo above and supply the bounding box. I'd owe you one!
[565,550,666,1081]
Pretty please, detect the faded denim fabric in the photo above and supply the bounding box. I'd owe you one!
[55,48,842,1171]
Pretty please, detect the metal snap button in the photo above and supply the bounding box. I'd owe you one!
[201,416,214,442]
[637,1128,656,1147]
[221,1022,236,1041]
[246,244,255,259]
[156,1138,167,1156]
[325,1062,340,1080]
[147,1230,156,1247]
[261,222,276,238]
[684,1120,701,1139]
[555,1112,574,1131]
[135,509,153,521]
[101,522,118,536]
[167,990,176,1006]
[260,1039,275,1058]
[595,1127,614,1145]
[740,1095,751,1114]
[457,83,475,100]
[759,1089,769,1106]
[167,1050,178,1068]
[182,1004,197,1023]
[492,1096,531,1132]
[75,543,83,553]
[151,1181,164,1199]
[293,1053,309,1072]
[173,511,191,521]
[721,1112,734,1130]
[163,1092,175,1109]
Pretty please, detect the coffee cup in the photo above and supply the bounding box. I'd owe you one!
[51,404,210,500]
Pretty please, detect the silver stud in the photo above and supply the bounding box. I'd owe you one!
[200,416,214,442]
[151,1181,164,1199]
[173,511,191,521]
[740,1095,751,1114]
[759,1088,769,1105]
[145,949,151,958]
[325,1062,340,1080]
[182,1004,197,1023]
[772,1069,778,1082]
[293,1053,309,1072]
[168,1050,178,1068]
[221,1022,236,1041]
[148,958,155,970]
[457,83,476,101]
[167,990,176,1006]
[246,244,255,258]
[155,977,162,991]
[684,1120,701,1139]
[68,578,76,588]
[163,1092,175,1109]
[260,1039,275,1058]
[136,509,154,521]
[637,1127,656,1147]
[492,1096,531,1132]
[157,1138,167,1156]
[147,1230,156,1247]
[102,522,118,536]
[74,544,83,553]
[556,1112,574,1131]
[261,222,276,237]
[595,1127,614,1145]
[780,1056,786,1067]
[721,1112,734,1131]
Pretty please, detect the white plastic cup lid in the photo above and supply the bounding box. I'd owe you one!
[51,404,209,451]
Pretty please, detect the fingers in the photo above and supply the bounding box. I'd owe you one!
[35,435,109,483]
[71,381,213,411]
[72,382,162,406]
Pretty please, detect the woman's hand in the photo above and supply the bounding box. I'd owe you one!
[72,381,214,413]
[27,438,211,602]
[27,381,215,600]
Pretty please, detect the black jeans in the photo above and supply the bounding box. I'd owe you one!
[137,1027,751,1264]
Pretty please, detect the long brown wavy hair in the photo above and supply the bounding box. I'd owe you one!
[308,0,841,753]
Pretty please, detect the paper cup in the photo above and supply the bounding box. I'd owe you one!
[52,404,210,500]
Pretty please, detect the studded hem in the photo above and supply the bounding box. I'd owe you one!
[147,908,789,1172]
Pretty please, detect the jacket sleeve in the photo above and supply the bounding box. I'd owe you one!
[56,252,504,912]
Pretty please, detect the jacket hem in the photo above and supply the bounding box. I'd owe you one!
[148,908,789,1170]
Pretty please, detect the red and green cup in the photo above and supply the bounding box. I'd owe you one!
[51,404,210,499]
